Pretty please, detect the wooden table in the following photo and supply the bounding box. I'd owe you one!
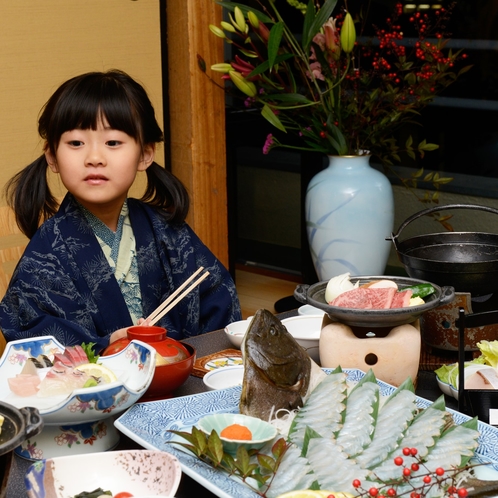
[5,310,454,497]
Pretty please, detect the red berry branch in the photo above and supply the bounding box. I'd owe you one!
[351,447,472,498]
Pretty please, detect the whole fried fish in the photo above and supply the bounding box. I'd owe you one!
[239,309,313,420]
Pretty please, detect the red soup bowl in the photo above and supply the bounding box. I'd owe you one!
[144,342,196,400]
[102,326,196,400]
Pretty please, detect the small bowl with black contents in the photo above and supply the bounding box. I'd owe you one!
[197,413,277,455]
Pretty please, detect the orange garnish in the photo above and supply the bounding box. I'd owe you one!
[220,423,253,440]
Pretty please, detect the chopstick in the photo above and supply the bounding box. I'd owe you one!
[144,267,210,326]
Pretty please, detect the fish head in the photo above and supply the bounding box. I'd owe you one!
[243,309,310,387]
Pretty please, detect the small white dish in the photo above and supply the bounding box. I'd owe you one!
[25,449,182,498]
[298,305,325,316]
[203,365,244,390]
[224,318,252,349]
[281,315,324,363]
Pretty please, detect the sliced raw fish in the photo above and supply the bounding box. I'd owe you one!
[265,444,316,498]
[306,436,370,493]
[52,352,74,367]
[336,379,379,457]
[370,399,449,480]
[288,370,347,447]
[37,361,90,397]
[388,421,479,498]
[8,374,41,397]
[357,387,417,469]
[63,345,89,366]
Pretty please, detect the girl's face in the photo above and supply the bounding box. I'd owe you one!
[45,119,154,229]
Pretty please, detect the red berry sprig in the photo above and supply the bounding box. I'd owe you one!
[351,447,471,498]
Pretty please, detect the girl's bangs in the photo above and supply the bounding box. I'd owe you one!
[55,85,141,140]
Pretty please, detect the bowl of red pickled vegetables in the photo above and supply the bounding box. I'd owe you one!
[24,449,181,498]
[197,413,277,455]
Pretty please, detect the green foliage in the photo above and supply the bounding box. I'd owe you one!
[168,427,290,494]
[81,342,99,364]
[208,0,471,166]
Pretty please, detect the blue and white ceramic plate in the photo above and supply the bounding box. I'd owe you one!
[115,369,498,498]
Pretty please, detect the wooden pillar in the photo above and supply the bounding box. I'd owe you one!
[165,0,229,268]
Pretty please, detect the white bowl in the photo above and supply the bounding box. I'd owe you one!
[203,365,244,390]
[0,336,156,459]
[281,315,324,363]
[25,449,181,498]
[436,376,452,397]
[298,304,326,316]
[224,318,252,349]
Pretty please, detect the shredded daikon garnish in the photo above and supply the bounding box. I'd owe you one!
[268,407,298,437]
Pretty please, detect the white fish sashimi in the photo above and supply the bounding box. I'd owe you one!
[370,403,449,481]
[389,423,479,498]
[306,436,370,493]
[266,444,316,498]
[336,381,379,457]
[356,389,417,469]
[417,422,479,471]
[288,371,347,447]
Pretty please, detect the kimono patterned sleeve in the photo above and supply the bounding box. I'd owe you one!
[130,200,242,340]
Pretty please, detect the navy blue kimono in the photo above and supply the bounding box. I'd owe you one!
[0,194,241,351]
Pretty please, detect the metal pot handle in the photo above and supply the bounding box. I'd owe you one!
[20,406,44,438]
[294,284,310,304]
[439,286,455,306]
[390,204,498,249]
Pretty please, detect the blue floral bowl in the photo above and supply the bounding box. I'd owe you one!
[0,335,156,459]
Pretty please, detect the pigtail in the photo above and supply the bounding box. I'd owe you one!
[5,155,59,239]
[141,162,190,224]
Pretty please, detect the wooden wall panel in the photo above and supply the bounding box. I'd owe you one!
[165,0,229,267]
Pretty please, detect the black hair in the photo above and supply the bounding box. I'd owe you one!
[5,69,189,238]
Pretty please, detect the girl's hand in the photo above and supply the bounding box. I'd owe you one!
[109,327,129,344]
[109,317,151,344]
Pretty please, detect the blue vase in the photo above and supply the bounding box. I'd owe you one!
[305,154,394,281]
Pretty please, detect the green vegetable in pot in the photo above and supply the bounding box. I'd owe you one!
[403,283,436,299]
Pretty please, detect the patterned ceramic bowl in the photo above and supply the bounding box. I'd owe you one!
[0,336,156,459]
[25,449,181,498]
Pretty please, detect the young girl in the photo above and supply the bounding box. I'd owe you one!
[0,70,241,352]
